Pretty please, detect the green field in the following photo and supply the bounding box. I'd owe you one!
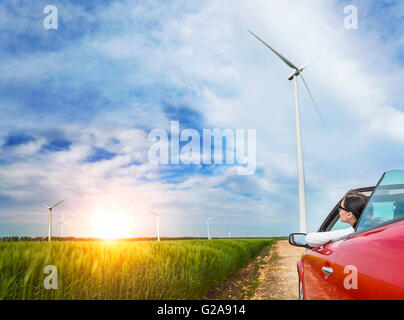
[0,239,275,300]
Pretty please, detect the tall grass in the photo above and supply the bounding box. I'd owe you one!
[0,239,274,300]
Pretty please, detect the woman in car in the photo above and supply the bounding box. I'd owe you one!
[305,193,368,248]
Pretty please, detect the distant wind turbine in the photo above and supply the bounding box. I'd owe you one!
[151,210,164,242]
[42,199,66,242]
[57,213,67,238]
[248,30,325,233]
[206,217,214,240]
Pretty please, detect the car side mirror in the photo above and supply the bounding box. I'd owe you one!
[289,233,312,249]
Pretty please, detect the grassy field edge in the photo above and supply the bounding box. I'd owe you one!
[0,239,277,300]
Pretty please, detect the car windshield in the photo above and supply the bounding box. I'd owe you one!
[356,170,404,232]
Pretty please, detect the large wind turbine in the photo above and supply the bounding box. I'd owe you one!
[42,199,66,241]
[248,30,324,233]
[151,210,164,242]
[206,217,214,240]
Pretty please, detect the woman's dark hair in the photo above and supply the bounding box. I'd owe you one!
[344,193,369,220]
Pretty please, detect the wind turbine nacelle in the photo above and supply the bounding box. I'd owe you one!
[288,70,300,81]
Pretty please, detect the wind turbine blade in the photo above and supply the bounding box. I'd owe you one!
[299,56,320,71]
[50,199,66,209]
[247,30,298,70]
[42,204,50,209]
[299,73,326,128]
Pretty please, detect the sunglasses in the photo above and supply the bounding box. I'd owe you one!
[338,204,350,212]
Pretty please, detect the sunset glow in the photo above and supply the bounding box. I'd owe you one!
[92,212,132,240]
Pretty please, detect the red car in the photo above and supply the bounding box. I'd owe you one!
[289,170,404,300]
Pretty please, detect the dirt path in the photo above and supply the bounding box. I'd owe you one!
[203,240,305,300]
[252,240,305,300]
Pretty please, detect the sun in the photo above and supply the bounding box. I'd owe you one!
[93,212,132,240]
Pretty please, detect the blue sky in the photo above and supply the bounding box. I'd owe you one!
[0,0,403,238]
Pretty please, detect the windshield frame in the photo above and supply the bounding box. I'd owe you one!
[354,170,404,234]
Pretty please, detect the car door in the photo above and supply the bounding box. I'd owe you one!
[302,202,343,299]
[302,240,338,299]
[302,187,374,300]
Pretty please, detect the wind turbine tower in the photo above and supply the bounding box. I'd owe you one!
[152,210,163,242]
[248,30,324,233]
[57,213,67,238]
[42,199,66,241]
[206,217,214,240]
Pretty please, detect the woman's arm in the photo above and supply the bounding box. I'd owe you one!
[305,226,355,248]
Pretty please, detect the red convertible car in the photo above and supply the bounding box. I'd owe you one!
[289,170,404,300]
